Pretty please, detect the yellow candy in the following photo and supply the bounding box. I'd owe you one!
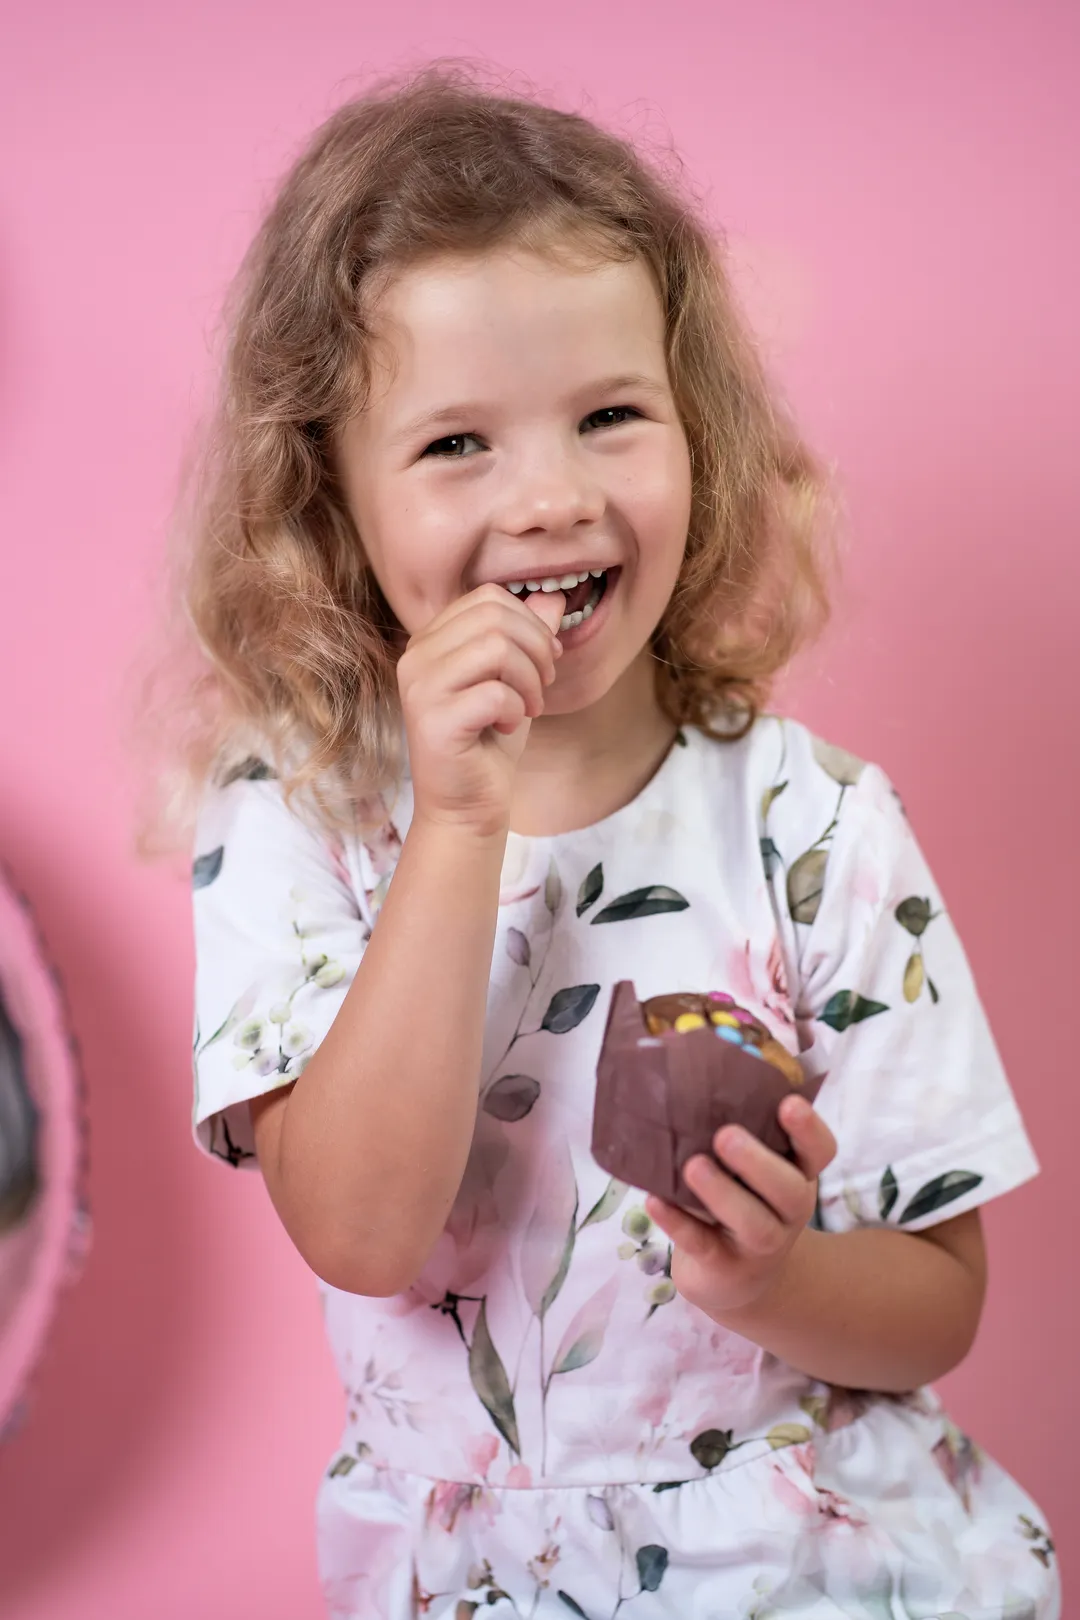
[673,1012,707,1033]
[709,1011,739,1028]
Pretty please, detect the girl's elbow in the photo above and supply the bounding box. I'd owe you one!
[306,1225,428,1298]
[920,1285,984,1386]
[310,1242,419,1298]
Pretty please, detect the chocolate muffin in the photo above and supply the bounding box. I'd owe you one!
[591,981,823,1220]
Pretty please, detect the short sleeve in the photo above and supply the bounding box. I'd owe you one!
[190,776,371,1169]
[767,729,1040,1234]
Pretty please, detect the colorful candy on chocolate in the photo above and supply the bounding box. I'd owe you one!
[640,991,805,1086]
[591,981,823,1222]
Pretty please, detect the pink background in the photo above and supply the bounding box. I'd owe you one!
[1,1,1076,1613]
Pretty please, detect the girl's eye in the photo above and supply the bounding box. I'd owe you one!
[420,432,484,459]
[420,407,641,458]
[582,405,642,431]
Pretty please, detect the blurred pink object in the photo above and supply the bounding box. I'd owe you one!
[0,863,90,1443]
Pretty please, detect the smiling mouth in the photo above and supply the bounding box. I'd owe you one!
[502,569,612,631]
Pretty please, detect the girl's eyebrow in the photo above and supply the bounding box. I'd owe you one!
[389,373,670,447]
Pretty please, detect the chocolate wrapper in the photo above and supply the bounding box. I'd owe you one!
[591,980,823,1220]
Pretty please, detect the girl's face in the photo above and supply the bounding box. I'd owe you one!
[336,243,693,716]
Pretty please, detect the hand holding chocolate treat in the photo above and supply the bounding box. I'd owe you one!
[591,981,824,1219]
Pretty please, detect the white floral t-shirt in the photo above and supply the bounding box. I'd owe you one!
[190,718,1059,1619]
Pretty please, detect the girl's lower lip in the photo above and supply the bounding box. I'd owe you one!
[557,567,620,648]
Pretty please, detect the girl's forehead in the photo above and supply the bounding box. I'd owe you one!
[366,247,667,388]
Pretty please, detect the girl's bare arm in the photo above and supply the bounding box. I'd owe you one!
[647,1097,987,1391]
[716,1208,987,1391]
[250,817,505,1297]
[248,584,564,1297]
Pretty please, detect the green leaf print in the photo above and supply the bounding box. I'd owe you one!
[811,735,866,787]
[550,1276,618,1377]
[1018,1513,1056,1566]
[817,991,889,1032]
[767,1423,813,1448]
[895,898,941,1004]
[482,1074,541,1122]
[578,1177,628,1230]
[899,1170,983,1225]
[636,1545,669,1592]
[219,755,276,785]
[467,1297,521,1456]
[192,846,224,889]
[903,952,925,1003]
[522,1141,579,1320]
[760,836,782,879]
[506,928,531,967]
[194,984,258,1056]
[327,1454,357,1478]
[544,857,563,915]
[590,886,689,924]
[786,847,828,925]
[799,1394,829,1428]
[556,1595,591,1619]
[689,1428,734,1471]
[541,984,601,1033]
[761,780,788,820]
[576,863,604,917]
[895,896,934,937]
[541,1219,577,1320]
[879,1166,899,1220]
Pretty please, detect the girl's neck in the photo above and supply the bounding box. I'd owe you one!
[508,653,678,838]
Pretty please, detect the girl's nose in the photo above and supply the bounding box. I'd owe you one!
[493,447,606,537]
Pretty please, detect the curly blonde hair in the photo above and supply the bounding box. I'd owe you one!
[139,62,833,853]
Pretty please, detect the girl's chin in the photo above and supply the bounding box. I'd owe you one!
[537,647,656,721]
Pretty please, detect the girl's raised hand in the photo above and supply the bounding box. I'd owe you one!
[644,1094,838,1319]
[396,583,565,840]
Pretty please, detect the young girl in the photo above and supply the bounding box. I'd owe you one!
[178,66,1059,1618]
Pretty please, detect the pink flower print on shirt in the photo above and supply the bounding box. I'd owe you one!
[633,1384,670,1430]
[465,1431,500,1479]
[849,861,882,909]
[442,1118,513,1297]
[392,1114,513,1318]
[362,812,402,876]
[322,1527,404,1620]
[498,835,541,907]
[323,828,358,903]
[426,1480,499,1535]
[800,1385,872,1435]
[771,1444,869,1528]
[767,1443,891,1595]
[705,1325,762,1381]
[723,937,796,1031]
[932,1423,985,1514]
[361,814,403,918]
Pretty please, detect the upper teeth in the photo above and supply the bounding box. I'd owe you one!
[504,569,605,594]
